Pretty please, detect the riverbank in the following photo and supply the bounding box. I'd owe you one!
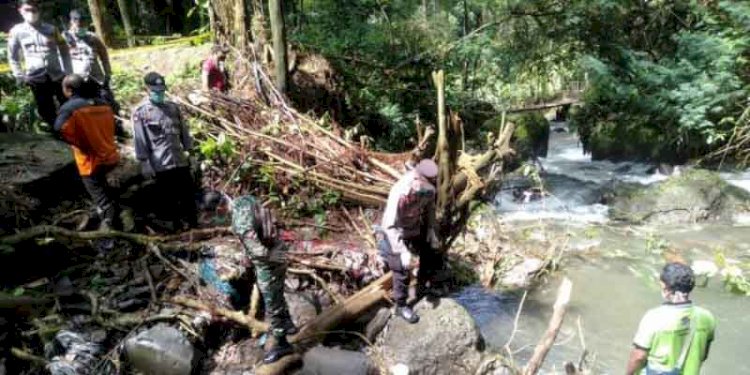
[481,119,750,373]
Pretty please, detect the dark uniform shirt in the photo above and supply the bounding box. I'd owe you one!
[132,99,192,173]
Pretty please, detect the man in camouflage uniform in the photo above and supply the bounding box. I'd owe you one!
[231,196,298,364]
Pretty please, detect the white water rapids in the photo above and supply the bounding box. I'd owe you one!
[456,121,750,374]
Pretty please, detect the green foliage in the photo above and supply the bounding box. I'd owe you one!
[291,0,580,151]
[199,132,236,160]
[565,0,750,162]
[0,74,44,132]
[151,36,168,46]
[714,251,750,296]
[111,69,145,106]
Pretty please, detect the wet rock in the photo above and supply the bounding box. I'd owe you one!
[125,324,195,375]
[498,258,545,289]
[285,291,322,327]
[298,346,375,375]
[376,298,484,375]
[609,169,750,224]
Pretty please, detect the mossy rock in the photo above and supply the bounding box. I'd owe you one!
[609,169,750,224]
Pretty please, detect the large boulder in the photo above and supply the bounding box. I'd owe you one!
[124,324,196,375]
[608,169,750,224]
[298,346,376,375]
[376,298,484,375]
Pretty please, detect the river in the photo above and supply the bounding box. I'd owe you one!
[456,122,750,374]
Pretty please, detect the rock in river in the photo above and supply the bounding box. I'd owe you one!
[376,298,484,375]
[608,169,750,224]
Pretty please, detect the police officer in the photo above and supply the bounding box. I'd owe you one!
[378,159,443,324]
[231,196,298,364]
[132,72,198,231]
[63,9,122,132]
[8,0,72,129]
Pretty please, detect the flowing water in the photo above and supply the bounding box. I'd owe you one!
[456,122,750,374]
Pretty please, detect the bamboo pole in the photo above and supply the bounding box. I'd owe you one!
[523,278,573,375]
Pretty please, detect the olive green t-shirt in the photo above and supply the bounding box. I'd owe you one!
[633,303,716,375]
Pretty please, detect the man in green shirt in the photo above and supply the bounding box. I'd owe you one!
[626,262,716,375]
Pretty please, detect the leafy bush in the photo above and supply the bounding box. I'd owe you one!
[0,76,42,132]
[568,1,749,162]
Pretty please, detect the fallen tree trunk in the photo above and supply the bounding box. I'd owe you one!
[170,272,392,375]
[523,278,573,375]
[0,226,230,248]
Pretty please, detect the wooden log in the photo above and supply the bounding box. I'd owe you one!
[290,271,392,345]
[433,70,452,231]
[0,226,230,248]
[523,278,573,375]
[0,295,52,310]
[170,295,270,332]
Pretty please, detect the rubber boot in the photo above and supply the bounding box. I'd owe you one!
[395,305,419,324]
[280,317,299,335]
[263,335,294,364]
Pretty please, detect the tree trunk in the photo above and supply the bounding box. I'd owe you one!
[208,2,217,38]
[87,0,112,46]
[433,70,455,243]
[462,0,469,90]
[116,0,135,47]
[268,0,288,94]
[298,0,305,30]
[234,0,249,50]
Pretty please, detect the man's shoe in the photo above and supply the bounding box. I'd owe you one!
[262,342,294,364]
[395,305,419,324]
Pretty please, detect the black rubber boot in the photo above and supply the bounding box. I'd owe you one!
[395,305,419,324]
[263,336,294,364]
[280,318,299,335]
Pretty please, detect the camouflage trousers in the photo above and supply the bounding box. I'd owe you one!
[255,259,293,338]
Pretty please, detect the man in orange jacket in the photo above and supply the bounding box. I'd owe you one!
[54,74,120,230]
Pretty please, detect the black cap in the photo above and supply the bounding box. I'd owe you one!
[143,72,167,91]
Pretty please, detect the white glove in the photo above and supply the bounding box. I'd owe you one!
[400,251,412,270]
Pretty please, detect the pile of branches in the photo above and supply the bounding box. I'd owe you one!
[176,63,515,236]
[178,89,404,206]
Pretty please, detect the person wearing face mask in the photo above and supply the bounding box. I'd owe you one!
[7,0,73,129]
[132,72,198,231]
[626,262,716,375]
[377,159,443,324]
[62,9,124,138]
[202,45,230,93]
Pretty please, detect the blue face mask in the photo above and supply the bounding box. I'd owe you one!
[149,91,165,104]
